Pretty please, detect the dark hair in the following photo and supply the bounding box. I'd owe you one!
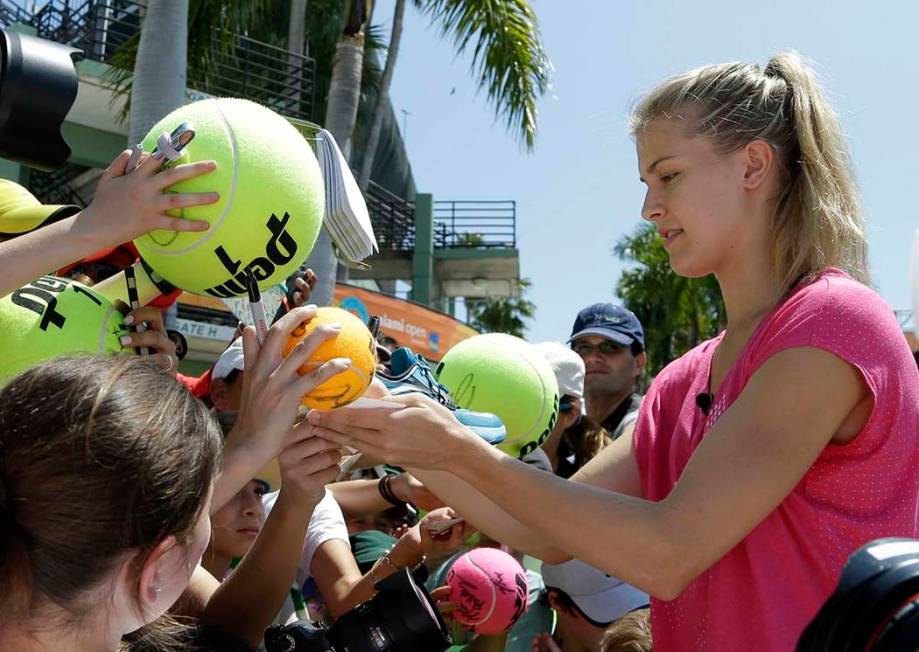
[0,355,221,622]
[544,587,613,628]
[222,368,241,386]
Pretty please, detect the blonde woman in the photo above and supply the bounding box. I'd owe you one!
[308,53,919,650]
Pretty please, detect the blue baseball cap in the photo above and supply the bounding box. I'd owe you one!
[568,303,645,349]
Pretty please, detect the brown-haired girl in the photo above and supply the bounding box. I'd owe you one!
[0,356,220,651]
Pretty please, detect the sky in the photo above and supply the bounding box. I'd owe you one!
[379,0,918,343]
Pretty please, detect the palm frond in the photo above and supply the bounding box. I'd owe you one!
[414,0,551,150]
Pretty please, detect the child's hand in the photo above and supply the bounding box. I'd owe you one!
[277,421,342,506]
[418,508,475,558]
[390,507,474,570]
[120,305,178,375]
[74,148,219,248]
[231,307,351,461]
[288,268,318,308]
[430,586,457,620]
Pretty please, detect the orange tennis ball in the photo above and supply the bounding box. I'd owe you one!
[282,307,376,409]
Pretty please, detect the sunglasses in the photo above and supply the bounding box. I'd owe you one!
[572,340,626,357]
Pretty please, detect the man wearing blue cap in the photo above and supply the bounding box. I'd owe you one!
[568,303,647,441]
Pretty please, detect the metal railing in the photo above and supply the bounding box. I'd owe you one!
[29,163,90,207]
[366,181,415,252]
[433,200,516,249]
[367,197,519,252]
[0,0,316,121]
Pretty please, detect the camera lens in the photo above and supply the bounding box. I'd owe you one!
[327,569,450,652]
[799,539,919,651]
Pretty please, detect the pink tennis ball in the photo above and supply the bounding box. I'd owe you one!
[446,548,529,635]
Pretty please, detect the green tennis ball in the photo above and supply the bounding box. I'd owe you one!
[0,276,130,386]
[134,98,324,297]
[435,333,559,459]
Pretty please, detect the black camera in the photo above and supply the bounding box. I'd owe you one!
[0,29,83,171]
[798,537,919,651]
[264,569,451,652]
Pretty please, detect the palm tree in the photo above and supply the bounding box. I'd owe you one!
[285,0,309,105]
[316,0,551,304]
[468,278,536,338]
[614,223,726,376]
[325,1,373,160]
[111,1,273,128]
[126,0,190,145]
[356,0,552,193]
[355,0,405,191]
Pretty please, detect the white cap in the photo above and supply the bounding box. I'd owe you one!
[534,341,584,399]
[212,338,245,380]
[541,559,648,625]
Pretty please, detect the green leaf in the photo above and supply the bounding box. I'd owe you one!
[414,0,552,150]
[614,223,726,376]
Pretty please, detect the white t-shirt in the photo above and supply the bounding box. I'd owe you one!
[260,488,350,627]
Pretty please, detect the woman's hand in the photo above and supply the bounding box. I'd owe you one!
[230,307,352,462]
[73,148,219,248]
[307,393,483,471]
[120,305,178,376]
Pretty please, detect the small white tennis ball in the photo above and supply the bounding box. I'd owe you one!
[436,333,559,459]
[134,98,324,298]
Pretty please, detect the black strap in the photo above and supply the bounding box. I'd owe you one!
[602,395,635,437]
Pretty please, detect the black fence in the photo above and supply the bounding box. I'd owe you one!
[366,181,416,252]
[433,200,516,249]
[0,0,316,121]
[368,195,519,252]
[28,163,90,207]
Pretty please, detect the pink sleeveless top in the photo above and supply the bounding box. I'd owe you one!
[633,269,919,651]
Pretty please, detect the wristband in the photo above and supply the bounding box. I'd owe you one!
[369,551,401,587]
[378,474,403,507]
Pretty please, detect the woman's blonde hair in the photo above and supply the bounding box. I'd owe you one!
[629,52,868,293]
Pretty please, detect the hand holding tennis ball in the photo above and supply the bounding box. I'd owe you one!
[228,307,353,476]
[282,306,377,409]
[75,147,218,249]
[133,98,324,297]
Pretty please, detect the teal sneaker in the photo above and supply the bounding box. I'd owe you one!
[378,347,506,446]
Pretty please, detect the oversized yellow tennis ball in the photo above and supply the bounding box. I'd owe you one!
[435,333,559,459]
[282,307,377,409]
[134,98,324,297]
[0,276,131,385]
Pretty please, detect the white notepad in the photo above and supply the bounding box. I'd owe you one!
[316,129,378,265]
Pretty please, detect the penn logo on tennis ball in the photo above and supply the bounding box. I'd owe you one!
[11,276,103,331]
[517,393,559,460]
[203,211,298,298]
